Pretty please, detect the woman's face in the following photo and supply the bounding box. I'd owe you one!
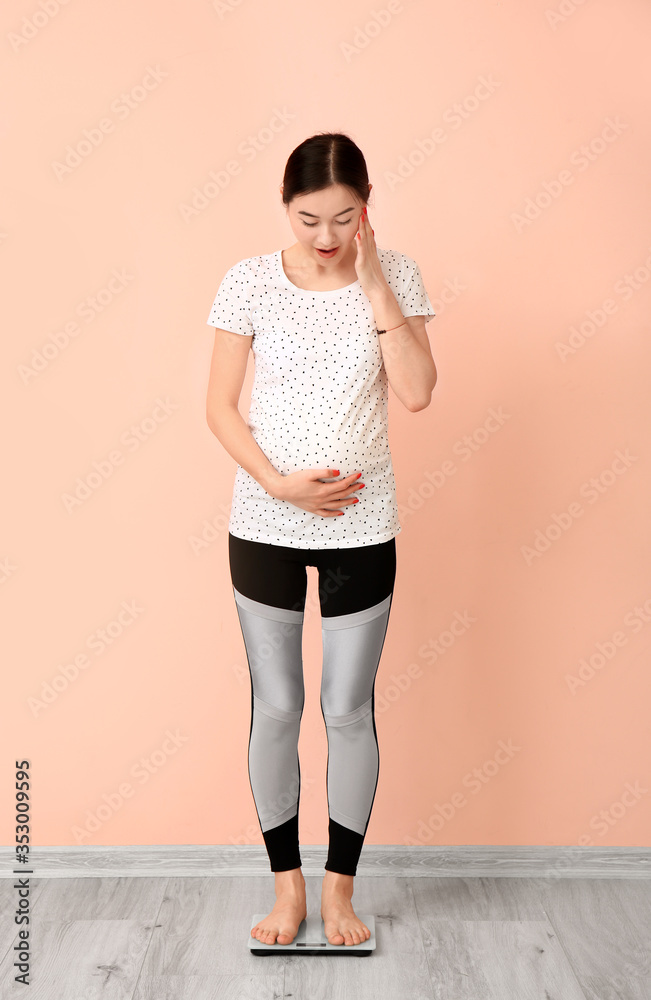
[284,184,369,265]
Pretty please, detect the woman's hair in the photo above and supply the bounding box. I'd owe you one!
[281,132,371,207]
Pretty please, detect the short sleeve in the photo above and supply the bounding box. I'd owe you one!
[399,261,436,321]
[206,262,254,336]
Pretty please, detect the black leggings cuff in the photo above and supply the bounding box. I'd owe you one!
[324,817,365,876]
[263,813,302,872]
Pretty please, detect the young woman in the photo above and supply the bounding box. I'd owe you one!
[206,132,437,948]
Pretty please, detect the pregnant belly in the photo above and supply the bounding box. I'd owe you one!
[251,412,389,476]
[260,437,391,481]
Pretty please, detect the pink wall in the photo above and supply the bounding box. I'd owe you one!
[4,0,650,852]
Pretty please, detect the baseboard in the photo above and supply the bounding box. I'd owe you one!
[1,845,649,879]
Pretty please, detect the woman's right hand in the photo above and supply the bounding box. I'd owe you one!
[268,468,364,518]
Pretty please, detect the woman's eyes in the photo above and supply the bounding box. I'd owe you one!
[302,219,353,227]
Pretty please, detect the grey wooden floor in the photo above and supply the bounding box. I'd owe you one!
[1,875,649,998]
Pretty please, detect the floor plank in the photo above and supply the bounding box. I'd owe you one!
[284,877,436,1000]
[0,875,649,999]
[535,877,651,1000]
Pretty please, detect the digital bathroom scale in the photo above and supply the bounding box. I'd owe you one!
[248,913,376,956]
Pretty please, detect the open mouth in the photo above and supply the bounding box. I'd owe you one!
[316,247,338,256]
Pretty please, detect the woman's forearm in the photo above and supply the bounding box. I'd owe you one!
[208,405,284,497]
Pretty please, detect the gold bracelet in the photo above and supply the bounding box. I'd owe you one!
[376,320,408,335]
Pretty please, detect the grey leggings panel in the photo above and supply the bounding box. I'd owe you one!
[228,531,396,874]
[233,588,392,836]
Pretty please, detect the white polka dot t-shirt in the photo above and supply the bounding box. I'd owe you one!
[206,246,435,549]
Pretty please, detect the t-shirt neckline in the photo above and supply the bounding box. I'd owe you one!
[275,249,361,295]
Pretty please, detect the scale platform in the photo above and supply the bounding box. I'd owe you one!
[248,913,376,956]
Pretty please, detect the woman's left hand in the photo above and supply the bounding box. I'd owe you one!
[353,208,390,299]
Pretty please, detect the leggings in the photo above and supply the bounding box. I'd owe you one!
[228,531,397,877]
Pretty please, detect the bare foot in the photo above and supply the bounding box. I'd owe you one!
[320,870,371,946]
[251,868,307,946]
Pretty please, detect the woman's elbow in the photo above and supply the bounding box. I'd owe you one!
[409,370,437,411]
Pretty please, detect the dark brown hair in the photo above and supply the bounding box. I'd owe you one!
[281,132,371,208]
